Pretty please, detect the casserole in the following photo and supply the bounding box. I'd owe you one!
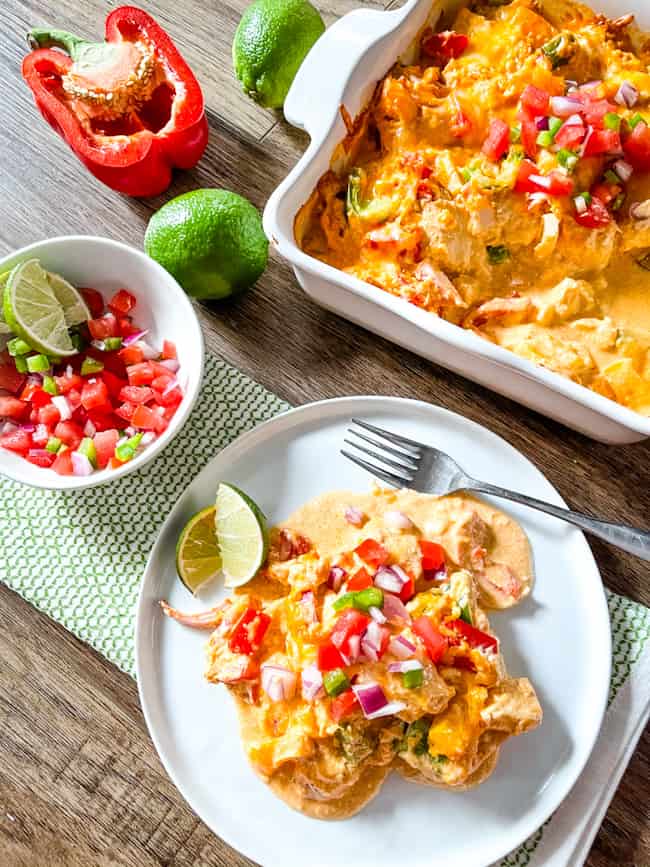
[263,0,650,443]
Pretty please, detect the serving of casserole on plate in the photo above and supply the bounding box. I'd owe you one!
[264,0,650,442]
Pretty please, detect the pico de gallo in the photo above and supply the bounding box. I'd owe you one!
[0,282,183,476]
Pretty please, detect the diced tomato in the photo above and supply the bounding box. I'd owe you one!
[354,539,389,568]
[412,616,448,663]
[88,313,118,341]
[153,384,183,407]
[162,340,177,360]
[119,385,154,404]
[0,397,28,420]
[591,182,622,206]
[115,401,136,422]
[52,449,74,475]
[546,171,574,196]
[66,389,82,410]
[574,195,611,228]
[87,410,123,432]
[55,372,84,394]
[228,608,271,655]
[80,379,109,411]
[416,181,434,201]
[118,345,145,366]
[421,29,468,61]
[0,428,32,454]
[348,568,373,591]
[148,360,175,378]
[131,403,166,432]
[330,609,371,658]
[0,352,26,394]
[100,369,128,400]
[94,429,120,469]
[482,118,510,161]
[80,287,105,319]
[449,95,472,137]
[399,576,415,603]
[448,618,498,652]
[330,689,359,722]
[37,403,61,428]
[26,449,55,468]
[554,120,585,150]
[126,361,155,386]
[419,540,446,572]
[582,99,617,129]
[519,119,538,159]
[318,640,346,671]
[450,655,477,673]
[108,289,136,316]
[582,128,620,157]
[520,84,550,117]
[151,374,173,392]
[54,420,84,449]
[117,316,141,337]
[623,121,650,172]
[160,404,178,422]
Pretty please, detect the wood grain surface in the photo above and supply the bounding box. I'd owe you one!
[0,0,648,865]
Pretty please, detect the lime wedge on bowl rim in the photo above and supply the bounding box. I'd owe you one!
[176,506,222,595]
[47,270,90,326]
[215,482,269,587]
[0,272,10,333]
[3,258,76,356]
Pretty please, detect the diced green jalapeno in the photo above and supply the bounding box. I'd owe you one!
[114,432,143,463]
[45,437,62,453]
[557,148,578,171]
[486,245,510,264]
[604,112,621,131]
[324,669,350,697]
[333,587,383,613]
[7,337,32,357]
[629,113,645,129]
[548,117,563,137]
[26,354,50,373]
[459,603,472,624]
[14,356,28,373]
[536,130,554,148]
[509,124,521,143]
[402,668,424,689]
[78,437,97,468]
[81,357,104,376]
[42,375,58,395]
[103,337,123,351]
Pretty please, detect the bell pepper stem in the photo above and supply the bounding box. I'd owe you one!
[27,27,89,58]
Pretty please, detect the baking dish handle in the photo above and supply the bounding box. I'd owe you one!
[284,7,397,139]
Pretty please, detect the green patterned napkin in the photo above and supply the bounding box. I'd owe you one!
[1,354,648,866]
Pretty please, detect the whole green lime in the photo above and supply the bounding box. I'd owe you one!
[144,189,268,300]
[233,0,325,109]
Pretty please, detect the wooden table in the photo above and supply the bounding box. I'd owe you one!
[1,0,648,864]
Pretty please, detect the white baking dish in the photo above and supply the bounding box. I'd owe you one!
[263,0,650,444]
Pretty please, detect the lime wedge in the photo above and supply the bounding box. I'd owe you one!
[3,258,75,356]
[0,272,10,333]
[215,482,269,587]
[47,271,90,326]
[176,506,222,595]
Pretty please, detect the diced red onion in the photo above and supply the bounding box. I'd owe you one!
[299,590,318,624]
[630,200,650,220]
[328,566,347,591]
[28,448,52,461]
[71,452,93,477]
[26,374,42,387]
[90,339,106,351]
[389,634,417,659]
[122,329,148,346]
[347,633,362,663]
[19,423,35,433]
[33,423,49,445]
[65,364,73,378]
[527,192,550,210]
[261,664,297,702]
[368,605,387,624]
[574,194,588,215]
[366,701,406,720]
[382,593,412,624]
[529,174,552,190]
[549,96,582,117]
[360,621,386,662]
[374,566,408,593]
[579,80,602,92]
[133,340,158,360]
[613,160,633,183]
[387,659,423,674]
[124,426,136,437]
[352,681,388,717]
[423,565,447,582]
[565,79,578,90]
[83,419,97,438]
[1,422,17,435]
[344,505,366,526]
[140,431,156,446]
[535,116,549,131]
[384,510,413,530]
[564,113,584,128]
[159,358,180,373]
[615,81,638,108]
[51,395,72,421]
[301,664,324,701]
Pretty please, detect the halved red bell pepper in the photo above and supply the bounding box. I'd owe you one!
[22,7,208,197]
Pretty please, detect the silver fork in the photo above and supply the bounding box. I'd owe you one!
[342,419,650,561]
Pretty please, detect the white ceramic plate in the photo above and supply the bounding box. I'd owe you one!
[135,396,611,867]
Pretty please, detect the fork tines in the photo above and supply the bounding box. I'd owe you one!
[341,419,421,489]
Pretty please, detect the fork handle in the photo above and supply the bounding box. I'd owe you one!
[468,480,650,561]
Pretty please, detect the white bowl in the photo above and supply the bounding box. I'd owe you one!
[0,235,204,490]
[264,0,650,444]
